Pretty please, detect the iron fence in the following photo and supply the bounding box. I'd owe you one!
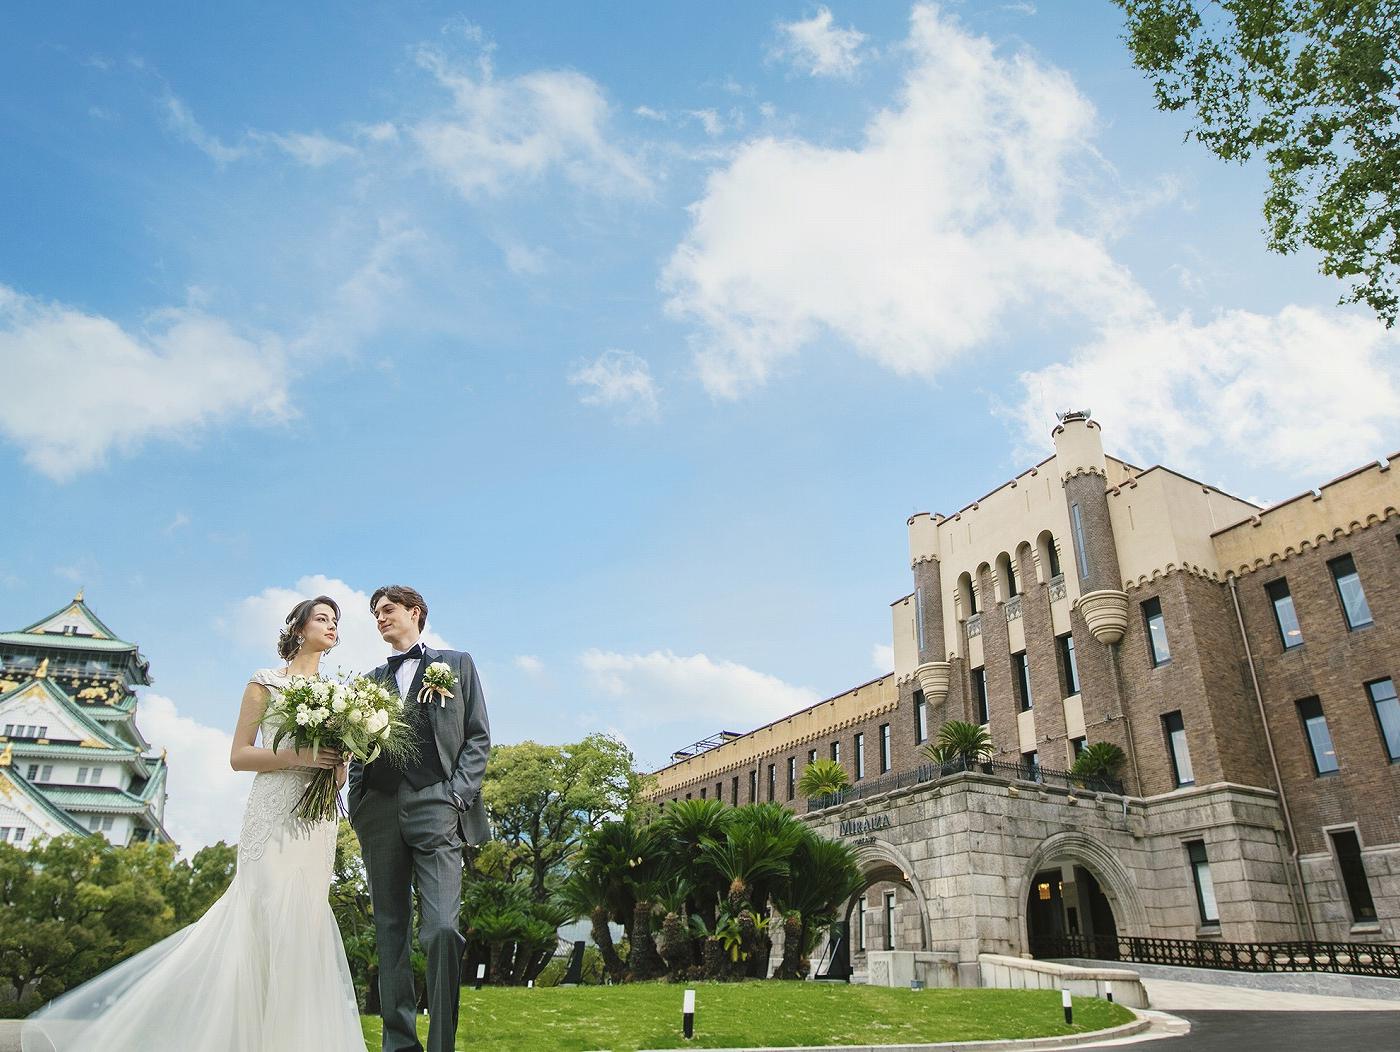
[1032,932,1400,979]
[807,756,1123,811]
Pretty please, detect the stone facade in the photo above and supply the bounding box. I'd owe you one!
[649,416,1400,965]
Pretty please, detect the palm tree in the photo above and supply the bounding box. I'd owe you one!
[1070,741,1126,789]
[560,865,626,982]
[653,799,733,927]
[770,830,865,979]
[797,758,850,800]
[924,720,993,770]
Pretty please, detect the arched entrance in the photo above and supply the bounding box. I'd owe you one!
[818,840,931,980]
[1019,831,1148,959]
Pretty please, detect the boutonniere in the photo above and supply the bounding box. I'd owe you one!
[417,661,455,708]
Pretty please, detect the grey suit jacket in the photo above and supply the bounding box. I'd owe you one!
[347,647,492,845]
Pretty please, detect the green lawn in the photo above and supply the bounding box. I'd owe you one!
[360,983,1134,1050]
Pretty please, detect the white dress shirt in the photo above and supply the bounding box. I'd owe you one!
[390,644,424,700]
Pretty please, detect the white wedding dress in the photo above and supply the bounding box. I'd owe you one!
[24,668,365,1052]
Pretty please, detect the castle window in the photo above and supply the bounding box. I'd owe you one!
[1142,597,1171,666]
[914,690,928,743]
[1329,829,1377,923]
[77,767,89,784]
[854,733,865,780]
[26,764,38,780]
[856,895,867,951]
[1046,538,1062,578]
[731,776,740,805]
[972,667,989,724]
[883,891,896,950]
[1013,652,1033,711]
[89,767,103,785]
[1071,503,1090,579]
[1186,840,1219,925]
[1163,711,1194,786]
[830,740,841,764]
[787,757,796,800]
[748,770,757,803]
[699,786,706,799]
[1297,697,1339,775]
[1368,679,1400,762]
[1328,554,1373,630]
[1021,750,1040,781]
[879,724,891,773]
[1266,578,1303,649]
[767,763,776,801]
[1057,633,1079,696]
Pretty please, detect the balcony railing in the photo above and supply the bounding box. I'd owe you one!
[1032,932,1400,980]
[807,755,1123,811]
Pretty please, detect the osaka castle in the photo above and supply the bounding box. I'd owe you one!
[0,593,170,847]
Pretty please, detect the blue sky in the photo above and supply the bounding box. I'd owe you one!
[2,2,1396,848]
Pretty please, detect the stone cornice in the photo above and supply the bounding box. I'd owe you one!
[1219,508,1399,579]
[1122,562,1225,590]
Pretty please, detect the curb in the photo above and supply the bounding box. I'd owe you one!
[636,1010,1151,1052]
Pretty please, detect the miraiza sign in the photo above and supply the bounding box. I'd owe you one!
[839,814,891,838]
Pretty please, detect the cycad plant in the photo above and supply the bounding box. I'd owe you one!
[1070,741,1126,789]
[770,829,865,979]
[796,758,850,801]
[923,720,993,771]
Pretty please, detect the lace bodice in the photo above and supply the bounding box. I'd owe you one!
[238,668,329,865]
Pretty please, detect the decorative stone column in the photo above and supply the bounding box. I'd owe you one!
[908,513,951,703]
[1052,411,1128,645]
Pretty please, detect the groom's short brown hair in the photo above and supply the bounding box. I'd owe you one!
[370,584,428,630]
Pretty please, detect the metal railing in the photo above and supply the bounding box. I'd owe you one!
[1032,933,1400,979]
[807,756,1123,811]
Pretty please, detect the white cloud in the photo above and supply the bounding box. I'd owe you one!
[579,648,819,731]
[569,350,660,423]
[139,692,245,854]
[160,92,246,163]
[772,7,869,78]
[1014,307,1400,478]
[872,643,894,672]
[501,241,549,277]
[250,130,356,167]
[410,46,650,198]
[0,285,289,480]
[514,655,544,675]
[231,575,452,676]
[164,511,191,534]
[665,3,1147,398]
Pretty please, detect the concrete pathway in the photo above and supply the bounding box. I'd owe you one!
[1142,976,1400,1012]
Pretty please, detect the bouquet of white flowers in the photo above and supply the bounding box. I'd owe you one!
[264,673,415,822]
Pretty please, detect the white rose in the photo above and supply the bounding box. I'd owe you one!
[295,704,311,726]
[312,681,330,702]
[331,697,347,713]
[365,709,389,735]
[348,708,363,724]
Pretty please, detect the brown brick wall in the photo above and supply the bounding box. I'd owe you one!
[1063,471,1123,594]
[1230,517,1400,856]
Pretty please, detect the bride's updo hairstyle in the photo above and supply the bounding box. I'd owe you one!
[277,595,341,660]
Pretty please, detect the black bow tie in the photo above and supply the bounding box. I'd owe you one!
[386,644,425,673]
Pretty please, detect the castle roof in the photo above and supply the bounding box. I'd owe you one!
[0,765,91,837]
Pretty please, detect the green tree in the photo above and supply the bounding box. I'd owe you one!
[770,831,865,980]
[1114,0,1400,323]
[1070,741,1128,787]
[796,759,850,800]
[483,734,651,901]
[164,841,238,928]
[924,720,993,769]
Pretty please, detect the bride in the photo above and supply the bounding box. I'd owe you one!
[24,596,366,1052]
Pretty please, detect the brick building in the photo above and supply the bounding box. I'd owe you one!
[649,414,1399,978]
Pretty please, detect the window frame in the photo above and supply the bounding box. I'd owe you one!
[879,723,891,773]
[767,763,776,802]
[787,757,797,800]
[914,689,928,744]
[1186,839,1220,926]
[1163,710,1195,787]
[1265,577,1303,650]
[1328,827,1378,924]
[972,666,989,724]
[1296,696,1340,776]
[854,732,865,780]
[1368,678,1400,763]
[1057,633,1079,697]
[830,739,841,764]
[1142,596,1171,666]
[883,891,896,951]
[1328,553,1374,630]
[1071,502,1090,579]
[1012,651,1033,711]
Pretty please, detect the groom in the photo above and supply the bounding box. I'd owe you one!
[348,584,491,1052]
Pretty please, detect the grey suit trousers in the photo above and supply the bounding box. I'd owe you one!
[352,779,466,1052]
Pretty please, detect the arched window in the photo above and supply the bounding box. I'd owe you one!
[995,552,1017,599]
[957,571,977,617]
[1036,530,1062,580]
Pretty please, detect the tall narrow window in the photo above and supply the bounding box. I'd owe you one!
[1329,554,1374,629]
[700,786,707,799]
[787,757,797,800]
[883,891,896,950]
[25,764,38,780]
[89,767,102,785]
[1022,750,1040,781]
[76,767,89,784]
[1265,578,1303,649]
[1006,559,1019,598]
[1163,711,1195,786]
[830,740,841,764]
[1071,503,1090,579]
[915,586,926,653]
[1297,697,1339,775]
[856,895,867,951]
[717,781,724,802]
[1070,736,1087,760]
[914,690,928,743]
[1329,829,1377,923]
[732,776,740,805]
[1013,652,1033,711]
[879,724,891,773]
[972,666,989,724]
[1369,678,1400,762]
[1057,633,1079,696]
[748,770,757,803]
[1142,597,1171,666]
[854,733,866,780]
[767,763,776,801]
[1186,840,1219,925]
[1047,540,1063,578]
[807,748,817,767]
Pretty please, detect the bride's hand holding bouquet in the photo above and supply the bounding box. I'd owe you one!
[264,673,415,821]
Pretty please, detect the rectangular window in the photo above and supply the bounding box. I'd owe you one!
[732,776,740,805]
[1186,840,1220,925]
[807,748,817,767]
[1329,554,1374,629]
[1297,697,1339,775]
[77,767,89,784]
[1330,829,1377,923]
[787,757,796,800]
[1163,711,1195,786]
[1047,540,1063,579]
[12,827,23,842]
[879,724,891,773]
[1266,578,1303,649]
[854,733,865,780]
[1369,678,1400,762]
[857,895,867,951]
[40,765,52,781]
[883,891,896,950]
[1057,633,1079,696]
[1071,502,1090,580]
[716,782,723,802]
[1070,736,1087,760]
[1013,652,1033,711]
[767,763,776,802]
[89,767,102,785]
[1022,750,1040,781]
[915,586,926,653]
[88,815,101,831]
[38,726,47,739]
[685,792,692,800]
[1142,597,1171,665]
[26,764,38,780]
[830,740,841,764]
[914,690,928,743]
[0,828,8,841]
[972,666,989,724]
[101,816,114,831]
[700,786,707,799]
[1,724,11,736]
[748,770,757,803]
